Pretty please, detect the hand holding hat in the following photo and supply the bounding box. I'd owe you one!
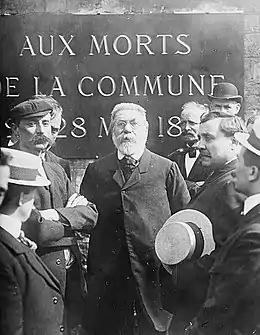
[155,209,215,272]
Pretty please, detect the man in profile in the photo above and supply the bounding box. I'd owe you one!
[168,101,212,197]
[185,113,260,334]
[167,111,247,334]
[80,102,190,335]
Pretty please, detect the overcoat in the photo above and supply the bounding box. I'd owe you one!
[166,159,245,333]
[186,203,260,335]
[0,227,66,335]
[45,150,71,180]
[80,149,190,333]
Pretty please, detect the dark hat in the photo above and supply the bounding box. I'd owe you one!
[235,117,260,157]
[10,99,53,120]
[155,209,215,271]
[0,147,50,187]
[208,82,243,104]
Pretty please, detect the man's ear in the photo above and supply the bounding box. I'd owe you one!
[249,165,260,182]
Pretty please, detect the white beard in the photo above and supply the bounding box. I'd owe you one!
[112,131,147,156]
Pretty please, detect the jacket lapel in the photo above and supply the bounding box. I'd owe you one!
[42,161,58,207]
[0,227,62,294]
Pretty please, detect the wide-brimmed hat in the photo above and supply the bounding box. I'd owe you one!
[208,82,243,104]
[235,117,260,157]
[155,209,215,268]
[9,99,53,120]
[1,148,50,187]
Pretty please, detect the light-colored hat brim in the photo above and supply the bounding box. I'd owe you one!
[235,132,260,157]
[155,209,215,267]
[9,174,50,187]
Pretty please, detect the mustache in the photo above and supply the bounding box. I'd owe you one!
[182,130,195,136]
[199,149,211,157]
[30,134,52,145]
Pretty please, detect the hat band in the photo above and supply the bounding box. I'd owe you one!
[247,130,260,153]
[10,166,38,182]
[186,222,204,261]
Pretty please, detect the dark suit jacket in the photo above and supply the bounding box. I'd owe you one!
[22,160,98,295]
[45,150,71,180]
[169,149,213,198]
[165,160,245,333]
[186,203,260,335]
[0,227,66,335]
[80,149,190,332]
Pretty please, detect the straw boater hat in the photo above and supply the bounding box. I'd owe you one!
[208,82,243,105]
[0,147,50,187]
[155,209,215,271]
[235,116,260,156]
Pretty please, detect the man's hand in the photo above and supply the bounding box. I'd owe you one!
[66,193,88,208]
[39,209,60,221]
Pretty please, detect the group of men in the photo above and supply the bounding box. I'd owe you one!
[1,81,260,335]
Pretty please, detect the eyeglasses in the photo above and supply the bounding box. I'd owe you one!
[115,120,141,130]
[179,120,200,127]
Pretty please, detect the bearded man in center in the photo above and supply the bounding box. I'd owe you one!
[80,102,190,335]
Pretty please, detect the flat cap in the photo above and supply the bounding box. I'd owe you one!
[10,99,53,120]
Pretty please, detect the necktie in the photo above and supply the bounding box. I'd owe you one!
[120,156,139,181]
[18,230,37,251]
[186,146,197,158]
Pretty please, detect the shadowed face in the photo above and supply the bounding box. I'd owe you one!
[0,165,10,207]
[112,109,148,156]
[233,147,252,196]
[198,118,235,169]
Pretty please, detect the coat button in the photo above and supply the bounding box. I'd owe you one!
[53,297,58,304]
[60,325,65,332]
[56,258,61,265]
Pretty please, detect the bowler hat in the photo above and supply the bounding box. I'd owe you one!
[10,99,53,120]
[235,117,260,157]
[155,209,215,269]
[1,147,50,187]
[208,82,243,104]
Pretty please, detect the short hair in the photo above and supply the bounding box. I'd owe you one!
[109,102,147,131]
[200,111,248,137]
[181,101,209,117]
[0,149,11,166]
[243,148,260,171]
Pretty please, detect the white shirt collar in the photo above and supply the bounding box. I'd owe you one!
[117,147,145,161]
[0,214,22,238]
[243,193,260,215]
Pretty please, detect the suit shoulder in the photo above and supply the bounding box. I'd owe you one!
[149,150,178,168]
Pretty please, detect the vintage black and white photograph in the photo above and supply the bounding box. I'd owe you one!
[0,0,260,334]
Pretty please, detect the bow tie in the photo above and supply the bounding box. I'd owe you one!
[185,146,197,158]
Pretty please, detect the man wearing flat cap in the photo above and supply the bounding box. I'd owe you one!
[6,98,98,334]
[185,117,260,335]
[208,82,243,116]
[0,147,68,335]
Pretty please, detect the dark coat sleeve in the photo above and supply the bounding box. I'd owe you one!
[0,253,23,335]
[186,224,260,335]
[23,163,98,246]
[166,162,191,214]
[55,165,98,230]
